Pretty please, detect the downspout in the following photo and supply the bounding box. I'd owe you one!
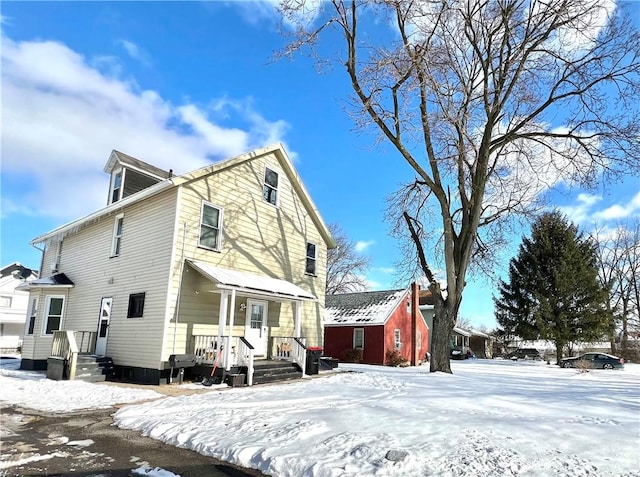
[31,242,46,277]
[170,223,187,384]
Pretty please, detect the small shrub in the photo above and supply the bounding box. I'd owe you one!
[343,348,363,363]
[386,349,409,367]
[576,360,593,373]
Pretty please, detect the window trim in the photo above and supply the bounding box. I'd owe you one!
[25,297,38,335]
[127,292,146,319]
[353,328,364,350]
[42,295,65,336]
[110,169,124,204]
[305,242,317,276]
[263,167,279,206]
[198,201,224,252]
[0,295,12,308]
[110,213,124,257]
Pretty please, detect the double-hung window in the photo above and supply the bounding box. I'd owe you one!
[199,202,223,251]
[353,328,364,350]
[263,167,278,205]
[111,171,123,204]
[305,242,317,275]
[43,296,64,335]
[394,329,402,349]
[26,297,38,335]
[111,213,124,257]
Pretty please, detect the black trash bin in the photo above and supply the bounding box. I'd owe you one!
[305,347,323,375]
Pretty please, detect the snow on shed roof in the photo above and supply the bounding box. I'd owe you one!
[325,289,408,326]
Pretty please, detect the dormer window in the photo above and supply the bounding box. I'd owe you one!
[111,171,123,204]
[263,167,278,206]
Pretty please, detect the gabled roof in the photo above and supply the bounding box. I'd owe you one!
[32,143,335,249]
[325,289,408,326]
[104,150,172,180]
[173,143,335,249]
[1,262,38,279]
[189,260,316,301]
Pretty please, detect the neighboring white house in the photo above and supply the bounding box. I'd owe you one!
[0,263,38,350]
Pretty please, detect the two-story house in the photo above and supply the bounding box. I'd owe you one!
[0,263,38,351]
[18,144,335,384]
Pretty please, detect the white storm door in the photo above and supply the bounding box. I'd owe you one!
[245,300,268,356]
[95,297,112,356]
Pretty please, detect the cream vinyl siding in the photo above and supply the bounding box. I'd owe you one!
[165,151,327,350]
[26,188,178,369]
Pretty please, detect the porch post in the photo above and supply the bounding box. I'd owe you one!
[218,291,229,367]
[225,289,237,370]
[293,300,302,337]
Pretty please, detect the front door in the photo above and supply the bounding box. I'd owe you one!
[95,297,112,356]
[245,299,268,356]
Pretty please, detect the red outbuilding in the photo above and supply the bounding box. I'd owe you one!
[324,283,429,366]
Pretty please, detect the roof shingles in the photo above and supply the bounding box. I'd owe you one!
[325,289,408,326]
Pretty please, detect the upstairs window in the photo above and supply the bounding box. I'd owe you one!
[0,296,11,308]
[43,296,64,335]
[111,171,123,204]
[305,242,317,275]
[263,167,278,205]
[199,202,223,251]
[111,213,124,257]
[127,292,145,318]
[394,329,402,349]
[26,297,38,335]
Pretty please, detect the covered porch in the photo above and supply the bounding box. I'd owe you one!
[171,260,319,386]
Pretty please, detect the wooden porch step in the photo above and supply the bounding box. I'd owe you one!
[74,355,114,382]
[252,360,302,385]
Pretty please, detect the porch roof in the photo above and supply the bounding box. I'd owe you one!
[15,272,74,291]
[188,260,317,301]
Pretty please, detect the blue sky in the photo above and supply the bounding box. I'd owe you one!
[1,2,639,330]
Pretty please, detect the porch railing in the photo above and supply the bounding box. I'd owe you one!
[292,338,308,376]
[51,330,79,380]
[50,330,97,380]
[237,337,255,386]
[270,336,306,360]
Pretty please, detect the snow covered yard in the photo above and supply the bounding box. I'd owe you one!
[114,360,640,477]
[2,357,639,476]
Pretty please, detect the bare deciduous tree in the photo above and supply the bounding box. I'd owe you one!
[279,0,640,372]
[593,220,640,361]
[326,223,371,295]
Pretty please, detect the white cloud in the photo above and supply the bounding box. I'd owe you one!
[355,240,374,252]
[117,39,151,66]
[559,190,640,225]
[1,34,291,221]
[558,193,603,224]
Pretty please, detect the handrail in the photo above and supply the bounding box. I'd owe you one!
[271,336,305,360]
[75,331,97,354]
[51,330,79,380]
[293,338,307,377]
[238,337,255,386]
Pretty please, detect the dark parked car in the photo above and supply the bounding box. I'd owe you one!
[504,348,543,361]
[559,352,624,370]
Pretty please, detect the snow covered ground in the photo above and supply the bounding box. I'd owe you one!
[2,357,639,477]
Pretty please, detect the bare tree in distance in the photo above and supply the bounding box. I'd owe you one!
[326,223,372,295]
[592,219,640,361]
[279,0,640,372]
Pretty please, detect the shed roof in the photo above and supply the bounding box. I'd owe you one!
[325,289,408,326]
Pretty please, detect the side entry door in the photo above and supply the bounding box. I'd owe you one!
[95,297,112,356]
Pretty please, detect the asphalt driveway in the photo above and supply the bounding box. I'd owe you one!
[0,404,266,477]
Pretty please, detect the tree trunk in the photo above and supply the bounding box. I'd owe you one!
[430,289,453,374]
[555,341,564,365]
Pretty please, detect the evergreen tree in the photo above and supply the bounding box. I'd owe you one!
[495,211,612,362]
